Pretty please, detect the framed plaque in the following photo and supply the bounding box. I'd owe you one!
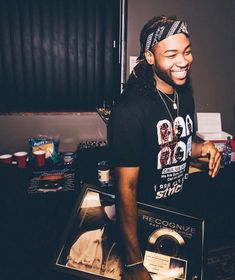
[28,167,77,194]
[138,201,204,280]
[53,184,204,280]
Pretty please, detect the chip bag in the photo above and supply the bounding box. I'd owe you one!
[29,136,60,163]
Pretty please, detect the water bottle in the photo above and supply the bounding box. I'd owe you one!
[221,136,232,167]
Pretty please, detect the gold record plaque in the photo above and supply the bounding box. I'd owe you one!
[53,185,204,280]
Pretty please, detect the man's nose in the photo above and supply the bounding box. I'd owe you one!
[176,54,188,67]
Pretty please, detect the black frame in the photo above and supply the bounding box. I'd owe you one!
[52,184,205,280]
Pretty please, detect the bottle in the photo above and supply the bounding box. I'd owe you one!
[97,160,110,187]
[221,136,232,167]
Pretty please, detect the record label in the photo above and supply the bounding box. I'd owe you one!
[144,251,187,279]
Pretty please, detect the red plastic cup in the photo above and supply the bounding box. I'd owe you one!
[14,151,28,168]
[231,139,235,162]
[0,154,13,164]
[33,150,46,167]
[231,139,235,152]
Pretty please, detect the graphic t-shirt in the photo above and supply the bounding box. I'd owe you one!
[108,90,195,203]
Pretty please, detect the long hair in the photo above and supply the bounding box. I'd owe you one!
[122,15,192,98]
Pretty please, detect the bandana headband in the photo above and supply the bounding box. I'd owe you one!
[144,20,189,52]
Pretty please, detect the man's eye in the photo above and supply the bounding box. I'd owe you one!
[185,50,191,55]
[166,54,176,58]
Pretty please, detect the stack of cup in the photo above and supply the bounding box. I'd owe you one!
[14,151,28,168]
[231,139,235,162]
[0,154,13,165]
[33,150,46,167]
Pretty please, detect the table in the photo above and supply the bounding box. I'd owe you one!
[1,167,72,279]
[1,150,235,280]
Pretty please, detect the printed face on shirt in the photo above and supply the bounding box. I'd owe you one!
[146,33,193,87]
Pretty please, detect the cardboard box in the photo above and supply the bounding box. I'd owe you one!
[196,112,232,141]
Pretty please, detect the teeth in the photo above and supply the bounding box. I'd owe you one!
[172,70,187,79]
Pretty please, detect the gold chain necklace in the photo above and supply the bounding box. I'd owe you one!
[156,89,179,123]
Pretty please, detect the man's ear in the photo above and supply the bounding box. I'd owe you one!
[144,50,154,65]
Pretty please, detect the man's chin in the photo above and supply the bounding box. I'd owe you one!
[173,78,187,86]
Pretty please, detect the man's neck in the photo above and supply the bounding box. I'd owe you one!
[155,77,174,94]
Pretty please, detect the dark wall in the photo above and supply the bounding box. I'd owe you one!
[0,0,120,112]
[126,0,235,134]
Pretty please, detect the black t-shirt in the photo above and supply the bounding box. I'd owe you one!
[108,90,195,203]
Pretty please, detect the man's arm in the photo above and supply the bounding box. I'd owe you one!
[191,141,221,177]
[115,167,152,280]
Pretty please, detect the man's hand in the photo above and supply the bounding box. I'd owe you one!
[123,264,152,280]
[201,141,221,177]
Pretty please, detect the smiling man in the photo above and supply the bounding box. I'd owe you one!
[108,15,221,279]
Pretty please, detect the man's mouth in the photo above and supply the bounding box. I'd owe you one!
[172,69,188,79]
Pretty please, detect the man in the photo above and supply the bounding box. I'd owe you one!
[108,15,221,279]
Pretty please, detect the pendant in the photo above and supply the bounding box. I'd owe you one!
[173,103,177,110]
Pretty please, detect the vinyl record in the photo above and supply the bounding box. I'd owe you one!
[148,228,185,257]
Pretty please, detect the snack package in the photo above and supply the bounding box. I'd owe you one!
[29,136,60,163]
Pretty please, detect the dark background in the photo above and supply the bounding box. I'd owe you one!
[0,0,120,112]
